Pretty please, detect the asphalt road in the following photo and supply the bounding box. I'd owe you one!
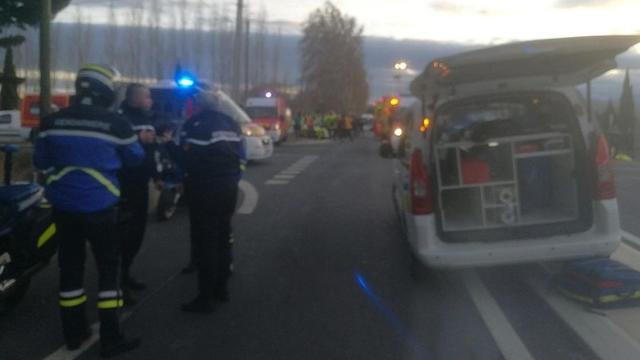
[3,135,639,359]
[613,160,640,238]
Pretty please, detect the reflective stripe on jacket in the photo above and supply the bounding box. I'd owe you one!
[33,104,144,213]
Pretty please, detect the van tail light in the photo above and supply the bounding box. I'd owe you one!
[594,134,616,200]
[410,149,433,215]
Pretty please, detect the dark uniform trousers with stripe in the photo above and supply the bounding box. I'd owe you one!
[54,207,123,344]
[186,178,238,300]
[33,103,144,346]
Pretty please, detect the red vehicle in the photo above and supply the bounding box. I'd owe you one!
[20,94,70,128]
[245,93,291,144]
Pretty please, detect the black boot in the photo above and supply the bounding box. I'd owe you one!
[61,303,90,351]
[181,296,214,313]
[100,336,141,358]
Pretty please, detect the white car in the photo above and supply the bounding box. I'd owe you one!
[149,81,274,161]
[215,92,274,161]
[392,35,640,269]
[242,122,274,161]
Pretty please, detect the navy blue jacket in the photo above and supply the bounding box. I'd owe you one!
[118,103,159,197]
[180,110,246,185]
[33,104,145,213]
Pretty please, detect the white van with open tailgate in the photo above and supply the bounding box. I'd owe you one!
[393,35,640,269]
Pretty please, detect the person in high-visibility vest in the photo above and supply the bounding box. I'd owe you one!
[343,114,354,141]
[33,64,144,357]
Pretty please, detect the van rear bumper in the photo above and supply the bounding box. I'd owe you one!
[407,199,621,269]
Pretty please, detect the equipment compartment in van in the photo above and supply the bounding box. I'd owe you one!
[433,93,591,240]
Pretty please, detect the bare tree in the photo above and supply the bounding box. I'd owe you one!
[193,0,207,73]
[217,5,234,90]
[208,3,219,81]
[270,26,282,84]
[300,2,369,113]
[147,0,164,79]
[106,0,119,67]
[244,16,250,98]
[165,3,180,71]
[126,4,144,79]
[178,0,189,68]
[50,21,62,91]
[73,8,92,68]
[252,6,268,86]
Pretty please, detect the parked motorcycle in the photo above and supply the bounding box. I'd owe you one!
[156,175,182,221]
[155,136,183,222]
[0,145,57,313]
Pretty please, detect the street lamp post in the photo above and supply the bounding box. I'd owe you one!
[39,0,52,118]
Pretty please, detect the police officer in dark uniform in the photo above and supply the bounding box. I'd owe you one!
[118,84,158,303]
[33,64,143,357]
[180,89,246,313]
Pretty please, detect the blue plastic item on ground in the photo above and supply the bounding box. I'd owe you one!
[555,258,640,308]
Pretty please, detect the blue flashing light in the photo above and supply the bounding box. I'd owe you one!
[177,76,195,88]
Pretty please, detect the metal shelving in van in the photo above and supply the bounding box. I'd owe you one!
[435,132,578,232]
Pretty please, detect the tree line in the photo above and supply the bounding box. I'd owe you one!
[2,1,371,116]
[5,0,286,96]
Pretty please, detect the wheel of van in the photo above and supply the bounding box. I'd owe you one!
[0,279,30,315]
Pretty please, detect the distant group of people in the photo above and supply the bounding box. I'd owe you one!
[33,64,245,357]
[293,112,362,141]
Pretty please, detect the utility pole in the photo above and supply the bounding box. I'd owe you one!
[231,0,243,101]
[39,0,52,117]
[244,18,250,100]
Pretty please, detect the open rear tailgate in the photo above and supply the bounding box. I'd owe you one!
[411,35,640,97]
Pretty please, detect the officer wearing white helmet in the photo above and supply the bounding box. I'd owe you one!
[33,64,144,357]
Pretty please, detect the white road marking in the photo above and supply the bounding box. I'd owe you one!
[622,230,640,249]
[265,155,318,186]
[266,180,289,185]
[274,174,296,180]
[43,269,183,359]
[462,270,535,360]
[43,312,132,360]
[529,274,640,360]
[237,180,259,215]
[287,166,308,171]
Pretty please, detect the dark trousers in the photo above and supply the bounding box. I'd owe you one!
[119,186,149,278]
[186,179,238,301]
[54,208,122,345]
